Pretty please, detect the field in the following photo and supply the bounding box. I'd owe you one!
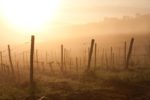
[0,35,150,100]
[1,0,150,99]
[0,68,150,100]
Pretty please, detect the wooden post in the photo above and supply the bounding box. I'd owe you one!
[61,44,64,72]
[64,48,66,72]
[87,39,95,71]
[0,52,3,72]
[30,35,35,88]
[22,52,25,70]
[149,45,150,66]
[112,52,115,66]
[76,57,78,73]
[126,38,134,69]
[110,47,113,66]
[118,47,121,65]
[8,45,15,75]
[149,44,150,58]
[69,57,72,72]
[105,52,109,70]
[101,48,104,67]
[45,52,48,71]
[94,43,97,71]
[16,61,20,82]
[79,57,82,69]
[36,49,39,70]
[46,52,48,63]
[83,49,86,67]
[124,41,127,66]
[68,50,72,72]
[149,45,150,57]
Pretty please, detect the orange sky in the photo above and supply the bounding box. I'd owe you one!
[1,0,150,23]
[58,0,150,23]
[0,0,150,44]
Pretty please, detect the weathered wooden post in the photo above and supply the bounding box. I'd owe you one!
[126,38,134,69]
[105,52,109,70]
[83,49,86,67]
[36,49,39,70]
[23,52,25,70]
[8,45,15,75]
[61,44,64,72]
[87,39,95,71]
[149,45,150,56]
[0,52,3,72]
[101,48,105,67]
[149,45,150,66]
[118,47,121,65]
[76,57,79,73]
[112,52,115,66]
[16,61,20,82]
[124,41,127,66]
[64,48,67,72]
[46,52,48,63]
[149,45,150,58]
[79,57,82,69]
[110,47,113,67]
[30,35,35,90]
[94,43,97,71]
[69,57,72,72]
[45,52,49,71]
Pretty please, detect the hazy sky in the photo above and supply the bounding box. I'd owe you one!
[0,0,150,44]
[58,0,150,23]
[0,0,150,24]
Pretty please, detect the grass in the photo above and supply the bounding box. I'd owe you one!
[0,66,150,100]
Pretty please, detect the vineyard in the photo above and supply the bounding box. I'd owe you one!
[0,35,150,100]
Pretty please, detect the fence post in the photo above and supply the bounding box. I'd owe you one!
[30,35,35,91]
[83,49,86,67]
[36,50,39,70]
[8,45,15,75]
[101,48,104,67]
[94,43,97,71]
[149,45,150,66]
[46,52,48,63]
[110,47,113,67]
[76,57,78,73]
[148,45,150,58]
[0,52,3,72]
[61,44,64,72]
[79,57,82,70]
[87,39,95,71]
[105,52,109,70]
[124,41,127,66]
[22,52,26,71]
[16,61,20,82]
[149,45,150,56]
[64,48,67,72]
[112,52,115,67]
[126,38,134,69]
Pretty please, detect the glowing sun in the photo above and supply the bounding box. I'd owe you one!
[0,0,60,32]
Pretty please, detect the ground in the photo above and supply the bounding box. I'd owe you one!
[0,67,150,100]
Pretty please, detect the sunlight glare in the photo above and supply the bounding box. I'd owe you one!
[0,0,60,32]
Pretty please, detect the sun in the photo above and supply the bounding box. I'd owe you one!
[0,0,60,32]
